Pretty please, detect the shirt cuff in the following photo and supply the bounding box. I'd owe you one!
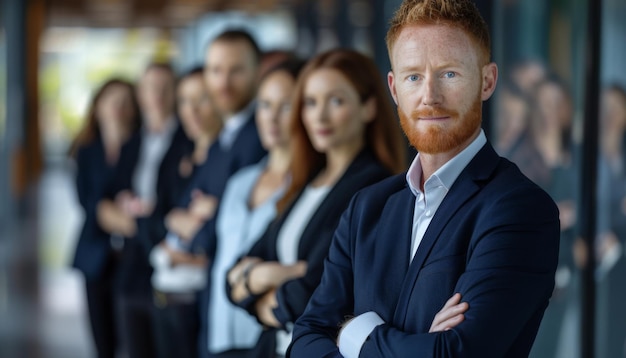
[338,311,384,358]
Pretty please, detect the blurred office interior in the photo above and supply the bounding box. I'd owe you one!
[1,0,625,357]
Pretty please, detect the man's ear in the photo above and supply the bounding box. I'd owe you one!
[481,63,498,101]
[387,70,399,105]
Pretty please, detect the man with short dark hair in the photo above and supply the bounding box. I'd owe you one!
[97,61,187,358]
[288,1,559,357]
[162,29,266,358]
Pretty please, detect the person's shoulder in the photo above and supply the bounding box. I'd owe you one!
[229,160,264,185]
[354,173,408,202]
[489,156,558,210]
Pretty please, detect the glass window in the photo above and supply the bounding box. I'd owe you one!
[596,1,626,357]
[492,1,587,357]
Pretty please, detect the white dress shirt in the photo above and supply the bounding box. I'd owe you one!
[275,184,331,354]
[132,117,177,203]
[338,130,487,358]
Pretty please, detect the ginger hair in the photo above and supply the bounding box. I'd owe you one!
[386,0,491,65]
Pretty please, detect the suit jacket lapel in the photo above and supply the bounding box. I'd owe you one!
[392,143,501,328]
[373,186,414,321]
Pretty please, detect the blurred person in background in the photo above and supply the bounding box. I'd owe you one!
[510,58,548,97]
[528,74,578,358]
[227,49,406,358]
[164,29,266,252]
[207,58,304,358]
[164,29,266,358]
[148,66,222,358]
[595,84,626,358]
[69,78,141,358]
[96,62,184,358]
[494,81,548,185]
[258,50,298,81]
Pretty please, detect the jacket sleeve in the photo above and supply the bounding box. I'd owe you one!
[273,223,336,328]
[288,194,359,357]
[75,148,91,211]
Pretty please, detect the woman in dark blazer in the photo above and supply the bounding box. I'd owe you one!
[227,49,407,358]
[70,78,141,358]
[96,62,189,358]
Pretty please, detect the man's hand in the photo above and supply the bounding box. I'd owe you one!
[189,190,218,220]
[165,209,204,241]
[429,293,469,332]
[115,190,153,218]
[97,199,138,237]
[255,288,281,328]
[247,261,308,294]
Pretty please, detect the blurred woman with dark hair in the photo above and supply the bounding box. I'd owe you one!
[70,78,140,358]
[528,74,578,358]
[227,48,406,358]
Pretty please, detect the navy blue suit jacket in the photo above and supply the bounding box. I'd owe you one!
[71,138,117,282]
[180,114,266,257]
[102,123,190,297]
[289,143,560,358]
[146,125,194,247]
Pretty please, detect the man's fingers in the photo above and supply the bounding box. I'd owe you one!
[436,301,469,324]
[429,293,469,333]
[443,293,462,309]
[441,313,466,331]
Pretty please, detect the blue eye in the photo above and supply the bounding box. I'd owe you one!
[408,75,419,82]
[443,72,456,79]
[330,97,343,106]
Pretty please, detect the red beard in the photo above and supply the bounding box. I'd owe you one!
[399,93,483,154]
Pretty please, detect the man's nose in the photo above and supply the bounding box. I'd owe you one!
[422,77,442,106]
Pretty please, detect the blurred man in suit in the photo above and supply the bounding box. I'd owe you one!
[161,29,267,358]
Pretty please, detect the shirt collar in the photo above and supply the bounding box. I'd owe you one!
[406,129,487,197]
[219,100,256,149]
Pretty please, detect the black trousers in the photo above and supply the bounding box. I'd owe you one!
[117,294,157,358]
[152,293,199,358]
[85,276,117,358]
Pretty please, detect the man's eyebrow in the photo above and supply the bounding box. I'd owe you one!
[395,62,464,74]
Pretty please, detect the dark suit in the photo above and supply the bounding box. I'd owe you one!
[183,113,266,358]
[101,122,189,358]
[175,114,266,259]
[289,143,560,358]
[71,137,119,358]
[146,125,194,247]
[231,149,391,358]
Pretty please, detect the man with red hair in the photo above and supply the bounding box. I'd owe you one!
[288,0,559,357]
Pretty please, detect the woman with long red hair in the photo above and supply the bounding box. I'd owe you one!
[227,48,406,358]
